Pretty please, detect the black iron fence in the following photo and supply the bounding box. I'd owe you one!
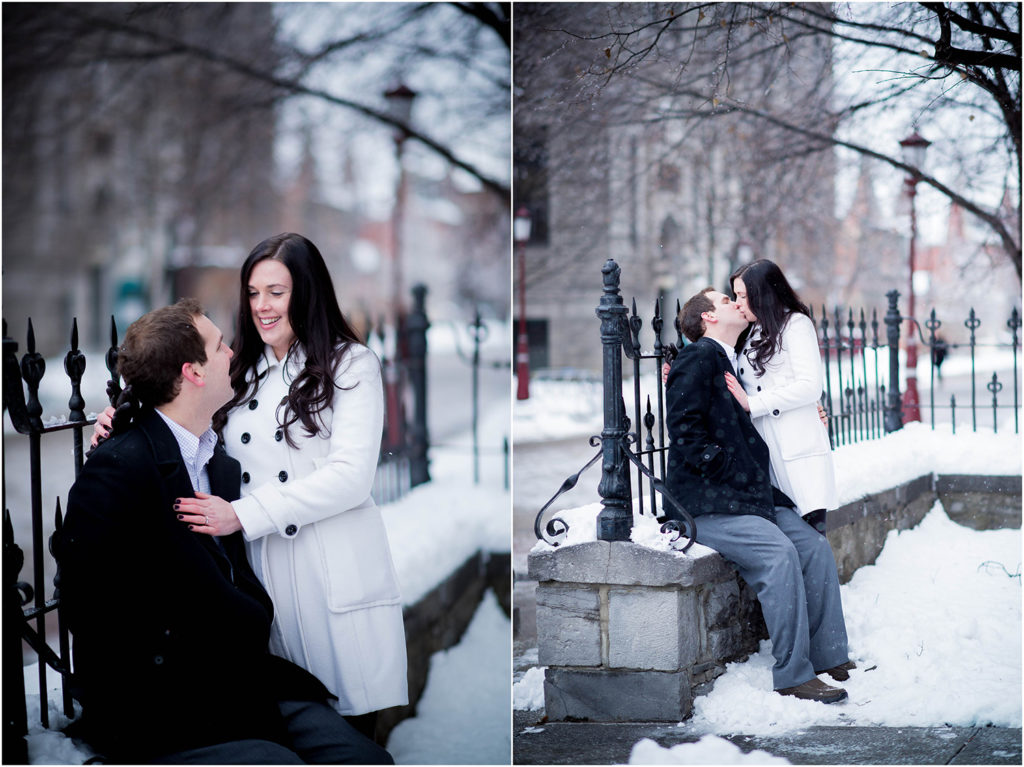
[373,283,431,502]
[534,259,1022,548]
[3,287,431,762]
[450,308,512,488]
[816,292,1021,446]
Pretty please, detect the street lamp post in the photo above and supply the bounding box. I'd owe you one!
[899,130,931,423]
[514,207,532,400]
[383,84,416,452]
[385,84,416,340]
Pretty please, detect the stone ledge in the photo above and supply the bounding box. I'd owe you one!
[936,474,1022,531]
[935,474,1022,494]
[544,667,692,722]
[528,539,735,587]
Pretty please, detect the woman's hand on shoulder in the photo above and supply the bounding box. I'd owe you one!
[90,406,116,448]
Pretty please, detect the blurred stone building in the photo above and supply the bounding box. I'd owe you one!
[836,157,1020,345]
[514,3,839,372]
[3,3,282,354]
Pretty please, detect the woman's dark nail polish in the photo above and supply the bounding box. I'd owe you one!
[177,514,184,520]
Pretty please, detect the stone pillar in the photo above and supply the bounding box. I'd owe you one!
[529,540,766,722]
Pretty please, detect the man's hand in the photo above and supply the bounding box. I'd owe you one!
[724,372,750,411]
[174,492,242,536]
[90,406,116,448]
[662,361,671,384]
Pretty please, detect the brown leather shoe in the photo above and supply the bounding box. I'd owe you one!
[816,660,857,682]
[777,677,848,704]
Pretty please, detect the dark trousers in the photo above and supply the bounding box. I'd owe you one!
[345,710,380,743]
[152,700,394,764]
[694,506,850,689]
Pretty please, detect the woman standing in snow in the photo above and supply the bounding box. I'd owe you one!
[95,233,408,740]
[724,259,838,536]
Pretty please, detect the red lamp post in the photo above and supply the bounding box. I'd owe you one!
[514,207,532,400]
[899,130,931,423]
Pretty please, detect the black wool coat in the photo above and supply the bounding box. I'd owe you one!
[664,336,783,523]
[56,409,331,762]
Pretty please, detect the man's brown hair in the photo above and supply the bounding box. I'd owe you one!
[679,287,716,343]
[117,298,207,407]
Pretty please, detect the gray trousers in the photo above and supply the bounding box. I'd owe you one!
[152,700,394,764]
[694,506,850,690]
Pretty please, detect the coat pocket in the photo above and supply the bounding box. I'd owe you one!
[772,406,830,460]
[313,506,403,614]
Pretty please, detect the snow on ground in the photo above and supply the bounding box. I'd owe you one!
[388,590,511,764]
[513,666,546,711]
[21,674,92,765]
[513,375,603,445]
[630,735,791,765]
[688,501,1020,734]
[382,390,510,606]
[515,501,1021,734]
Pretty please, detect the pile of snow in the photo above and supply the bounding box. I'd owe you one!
[688,501,1020,734]
[388,590,511,764]
[629,734,791,764]
[21,673,93,765]
[513,666,546,711]
[831,422,1021,505]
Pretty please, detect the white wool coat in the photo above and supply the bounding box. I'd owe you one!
[225,343,408,715]
[737,313,839,513]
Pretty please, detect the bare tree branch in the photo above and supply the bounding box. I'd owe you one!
[59,4,510,200]
[711,93,1021,275]
[448,2,510,48]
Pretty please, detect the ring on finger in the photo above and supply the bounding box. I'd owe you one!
[204,515,210,526]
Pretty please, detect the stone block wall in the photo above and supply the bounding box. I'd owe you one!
[529,541,766,722]
[936,475,1022,531]
[529,474,1018,722]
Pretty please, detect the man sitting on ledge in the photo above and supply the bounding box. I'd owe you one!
[56,299,393,764]
[664,287,854,704]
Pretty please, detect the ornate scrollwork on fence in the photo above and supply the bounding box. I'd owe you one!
[533,436,602,547]
[621,436,697,553]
